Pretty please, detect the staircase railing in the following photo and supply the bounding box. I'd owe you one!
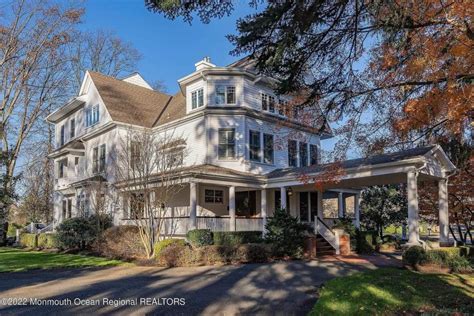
[314,216,340,255]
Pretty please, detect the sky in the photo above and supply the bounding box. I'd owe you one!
[81,1,258,94]
[80,0,345,156]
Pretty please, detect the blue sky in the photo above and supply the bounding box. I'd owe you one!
[82,1,258,94]
[81,1,346,157]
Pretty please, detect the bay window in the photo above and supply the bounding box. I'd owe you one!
[263,134,274,164]
[218,129,235,159]
[249,130,261,161]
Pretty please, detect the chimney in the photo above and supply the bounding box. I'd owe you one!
[195,56,216,71]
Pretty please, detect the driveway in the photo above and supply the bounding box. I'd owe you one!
[0,255,400,315]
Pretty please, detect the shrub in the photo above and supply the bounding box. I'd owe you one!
[354,230,380,254]
[447,256,472,273]
[37,233,59,249]
[154,239,186,258]
[157,243,187,267]
[213,231,262,247]
[178,246,204,266]
[7,223,22,237]
[19,233,37,248]
[201,245,234,265]
[235,243,270,263]
[332,217,356,237]
[459,246,474,258]
[186,229,213,248]
[264,208,306,258]
[93,225,145,260]
[56,215,111,250]
[402,246,426,266]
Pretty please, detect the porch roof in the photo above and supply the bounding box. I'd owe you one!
[266,145,456,189]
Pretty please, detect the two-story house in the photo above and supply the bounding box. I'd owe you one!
[47,57,456,251]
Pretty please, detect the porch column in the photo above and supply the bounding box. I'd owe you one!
[438,178,449,246]
[317,190,324,219]
[229,186,236,231]
[338,192,344,218]
[355,193,361,229]
[189,182,197,230]
[280,187,287,211]
[261,189,267,234]
[407,169,420,244]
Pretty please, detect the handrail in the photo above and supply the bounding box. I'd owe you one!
[316,216,333,233]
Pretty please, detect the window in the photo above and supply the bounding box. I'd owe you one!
[261,93,268,111]
[92,147,99,174]
[130,193,145,219]
[76,193,88,217]
[299,142,308,167]
[263,134,274,164]
[130,141,141,169]
[215,86,235,105]
[269,96,275,113]
[62,200,67,220]
[86,105,99,127]
[67,198,72,219]
[75,157,79,165]
[58,159,67,178]
[278,99,286,115]
[299,192,309,221]
[60,125,65,146]
[218,129,235,159]
[99,144,106,172]
[191,88,204,109]
[165,148,184,168]
[249,130,261,161]
[215,86,225,104]
[92,145,106,174]
[288,140,297,167]
[226,86,236,104]
[205,189,223,204]
[70,119,75,139]
[310,144,319,165]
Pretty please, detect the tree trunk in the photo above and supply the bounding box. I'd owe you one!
[0,205,7,246]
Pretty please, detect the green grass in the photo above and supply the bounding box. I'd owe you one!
[310,268,474,315]
[0,247,126,273]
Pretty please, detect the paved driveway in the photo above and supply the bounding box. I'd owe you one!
[0,255,400,315]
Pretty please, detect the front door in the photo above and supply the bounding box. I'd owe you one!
[299,192,309,221]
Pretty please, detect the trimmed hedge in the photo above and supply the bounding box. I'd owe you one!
[402,246,472,273]
[154,239,186,258]
[354,230,380,254]
[19,233,38,248]
[213,231,262,247]
[186,229,213,248]
[92,225,145,260]
[37,233,60,249]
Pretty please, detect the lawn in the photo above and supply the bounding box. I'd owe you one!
[0,247,125,273]
[310,268,474,315]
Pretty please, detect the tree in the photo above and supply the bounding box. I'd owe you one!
[419,138,473,244]
[115,127,188,258]
[68,29,141,92]
[147,0,472,154]
[0,0,83,245]
[360,185,407,238]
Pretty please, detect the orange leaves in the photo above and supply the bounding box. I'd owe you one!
[299,162,346,191]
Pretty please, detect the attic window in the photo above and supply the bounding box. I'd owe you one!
[86,105,100,127]
[191,88,204,109]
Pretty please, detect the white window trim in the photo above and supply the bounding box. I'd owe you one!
[215,85,236,105]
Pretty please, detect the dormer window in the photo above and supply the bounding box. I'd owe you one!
[215,86,236,105]
[191,88,204,109]
[86,105,99,127]
[60,125,65,146]
[70,119,75,139]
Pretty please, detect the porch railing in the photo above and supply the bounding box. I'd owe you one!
[196,216,264,232]
[315,216,340,255]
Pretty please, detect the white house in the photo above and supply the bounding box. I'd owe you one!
[46,57,456,251]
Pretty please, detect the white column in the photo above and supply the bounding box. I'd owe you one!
[438,178,449,246]
[338,192,344,218]
[229,186,236,231]
[407,170,420,244]
[317,190,323,219]
[261,189,267,234]
[355,193,361,229]
[189,182,197,230]
[280,187,287,210]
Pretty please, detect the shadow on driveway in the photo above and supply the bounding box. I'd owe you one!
[0,255,399,315]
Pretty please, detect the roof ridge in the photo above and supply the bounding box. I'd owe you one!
[88,70,173,98]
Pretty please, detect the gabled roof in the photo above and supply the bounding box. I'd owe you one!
[153,91,186,126]
[89,71,174,128]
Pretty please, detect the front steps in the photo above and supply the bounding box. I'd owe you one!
[316,234,336,257]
